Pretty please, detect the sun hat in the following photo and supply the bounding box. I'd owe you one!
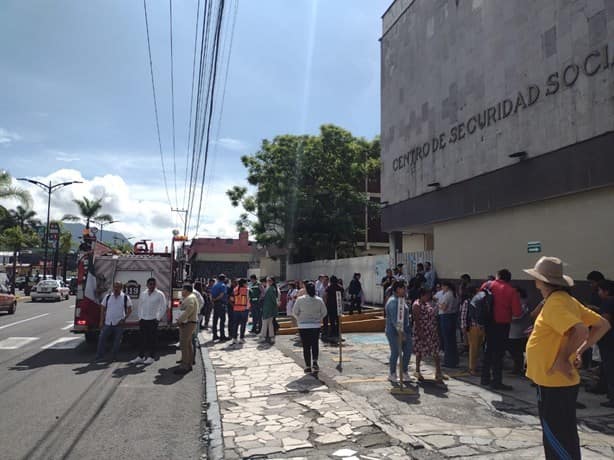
[523,256,574,287]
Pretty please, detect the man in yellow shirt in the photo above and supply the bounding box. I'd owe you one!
[525,257,610,460]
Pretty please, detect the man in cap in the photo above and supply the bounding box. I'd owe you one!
[210,274,229,341]
[525,257,610,460]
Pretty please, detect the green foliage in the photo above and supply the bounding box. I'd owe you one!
[0,225,40,252]
[228,124,380,262]
[0,170,32,208]
[62,197,113,228]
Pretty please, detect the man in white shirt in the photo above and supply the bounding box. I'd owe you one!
[95,281,133,362]
[130,278,167,365]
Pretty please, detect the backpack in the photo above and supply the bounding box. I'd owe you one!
[105,293,129,314]
[468,282,493,327]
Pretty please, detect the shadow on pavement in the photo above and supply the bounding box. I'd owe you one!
[154,367,188,385]
[286,374,325,392]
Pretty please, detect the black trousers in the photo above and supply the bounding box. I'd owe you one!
[508,337,527,373]
[349,295,361,315]
[201,302,212,328]
[299,328,320,367]
[212,303,227,338]
[324,306,339,338]
[537,385,581,460]
[138,319,158,358]
[231,310,249,339]
[481,323,510,385]
[601,344,614,401]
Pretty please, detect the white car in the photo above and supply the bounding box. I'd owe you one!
[31,280,70,302]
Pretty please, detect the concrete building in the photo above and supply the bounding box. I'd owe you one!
[188,231,254,280]
[380,0,614,284]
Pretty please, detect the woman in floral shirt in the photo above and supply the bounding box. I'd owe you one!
[413,288,443,383]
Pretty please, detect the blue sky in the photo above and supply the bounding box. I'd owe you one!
[0,0,386,248]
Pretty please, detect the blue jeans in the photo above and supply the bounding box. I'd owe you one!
[440,313,459,367]
[96,324,124,360]
[386,330,412,375]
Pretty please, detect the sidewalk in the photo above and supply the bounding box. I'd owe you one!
[200,329,614,459]
[199,328,412,459]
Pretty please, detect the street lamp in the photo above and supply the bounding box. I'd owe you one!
[92,219,119,244]
[17,178,82,277]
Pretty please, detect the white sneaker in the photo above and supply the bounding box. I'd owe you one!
[402,372,411,382]
[388,373,398,383]
[143,357,155,365]
[130,356,144,364]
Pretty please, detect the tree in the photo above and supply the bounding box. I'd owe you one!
[10,205,41,232]
[0,226,40,294]
[228,124,381,262]
[62,197,113,229]
[0,170,31,207]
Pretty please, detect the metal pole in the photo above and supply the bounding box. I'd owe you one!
[43,182,51,277]
[336,290,343,372]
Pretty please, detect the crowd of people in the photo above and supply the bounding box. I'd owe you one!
[383,257,613,460]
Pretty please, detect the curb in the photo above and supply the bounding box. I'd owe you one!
[199,332,224,460]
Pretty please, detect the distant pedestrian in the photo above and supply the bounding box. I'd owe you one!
[95,281,133,363]
[130,277,166,365]
[507,287,533,375]
[480,269,521,391]
[175,284,199,374]
[413,288,443,383]
[293,281,327,373]
[381,269,395,304]
[211,274,229,341]
[324,275,344,341]
[586,270,607,392]
[199,279,214,330]
[227,279,237,340]
[385,281,412,383]
[231,279,249,344]
[316,275,329,299]
[597,279,614,408]
[395,263,406,282]
[424,262,437,290]
[348,273,363,315]
[286,281,298,318]
[259,277,278,344]
[459,285,483,375]
[297,280,307,297]
[524,257,610,460]
[248,275,263,334]
[438,281,459,368]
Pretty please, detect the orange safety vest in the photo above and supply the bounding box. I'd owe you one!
[233,286,249,312]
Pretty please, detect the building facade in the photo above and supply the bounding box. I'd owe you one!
[381,0,614,281]
[188,231,253,280]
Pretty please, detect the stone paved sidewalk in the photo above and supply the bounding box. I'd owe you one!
[200,329,414,459]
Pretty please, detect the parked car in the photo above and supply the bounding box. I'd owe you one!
[31,280,70,302]
[0,284,17,314]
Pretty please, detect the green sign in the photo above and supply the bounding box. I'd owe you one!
[527,241,542,253]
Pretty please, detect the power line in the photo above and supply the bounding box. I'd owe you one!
[183,0,202,211]
[169,0,178,207]
[143,0,172,207]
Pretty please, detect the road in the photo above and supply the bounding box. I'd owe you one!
[0,297,203,460]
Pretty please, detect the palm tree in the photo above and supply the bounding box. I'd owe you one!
[62,197,113,229]
[10,205,41,232]
[0,171,32,216]
[0,226,40,294]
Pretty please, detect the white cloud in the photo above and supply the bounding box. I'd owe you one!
[5,169,246,251]
[0,128,22,145]
[54,151,81,162]
[216,138,250,152]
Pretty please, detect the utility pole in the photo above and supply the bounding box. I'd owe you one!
[17,178,82,277]
[171,208,188,236]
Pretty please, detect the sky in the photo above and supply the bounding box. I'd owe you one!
[0,0,387,250]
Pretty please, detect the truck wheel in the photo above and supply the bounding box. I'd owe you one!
[85,331,99,345]
[9,302,16,314]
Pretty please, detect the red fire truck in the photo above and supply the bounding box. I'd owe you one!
[72,236,185,344]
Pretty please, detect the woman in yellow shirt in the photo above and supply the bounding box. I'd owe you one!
[524,257,610,460]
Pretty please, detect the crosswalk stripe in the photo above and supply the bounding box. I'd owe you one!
[0,337,39,349]
[0,313,49,330]
[61,322,73,330]
[41,337,83,350]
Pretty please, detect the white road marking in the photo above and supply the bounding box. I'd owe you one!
[41,337,83,349]
[0,337,39,349]
[0,313,49,331]
[61,322,73,330]
[68,304,75,309]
